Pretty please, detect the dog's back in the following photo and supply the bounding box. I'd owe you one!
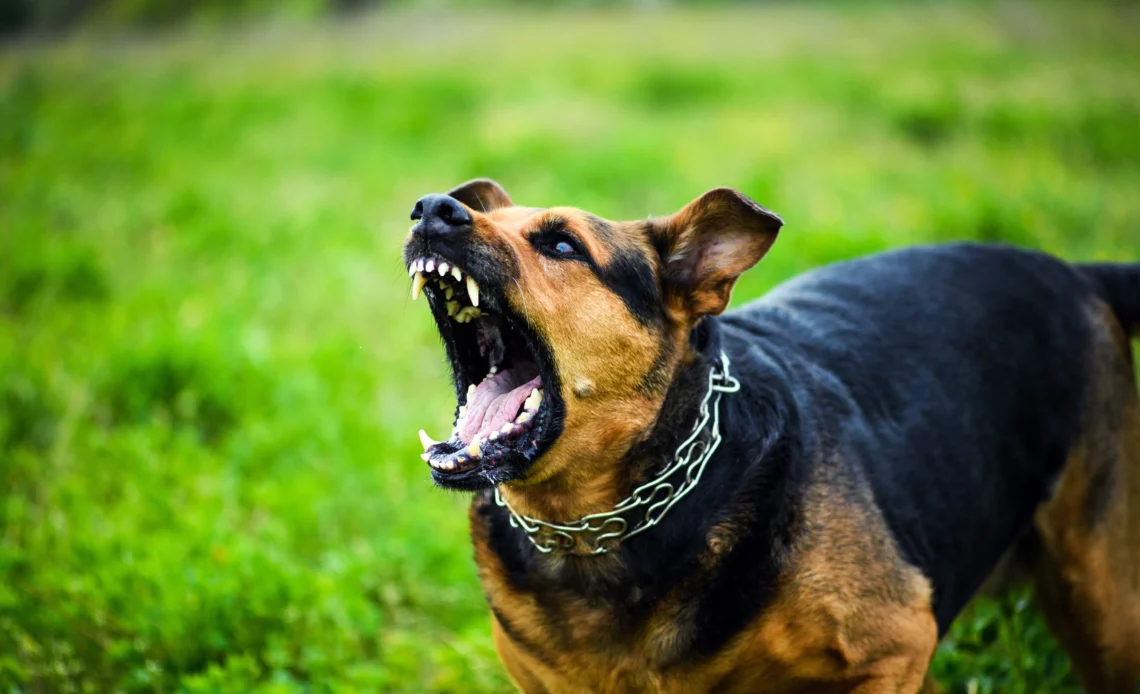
[724,243,1140,689]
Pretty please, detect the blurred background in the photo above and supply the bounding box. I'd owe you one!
[1,0,1138,691]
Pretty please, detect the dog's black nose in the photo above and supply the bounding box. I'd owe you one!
[411,194,472,237]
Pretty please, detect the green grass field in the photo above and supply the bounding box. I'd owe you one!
[2,2,1139,691]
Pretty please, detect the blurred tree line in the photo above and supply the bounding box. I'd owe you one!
[0,0,759,36]
[0,0,377,35]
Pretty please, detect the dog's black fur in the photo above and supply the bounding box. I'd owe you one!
[479,243,1140,661]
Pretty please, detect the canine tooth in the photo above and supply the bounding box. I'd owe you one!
[467,440,482,458]
[523,388,542,410]
[438,262,449,276]
[466,276,480,307]
[426,259,435,273]
[446,301,459,317]
[411,272,427,301]
[418,429,437,451]
[451,267,462,282]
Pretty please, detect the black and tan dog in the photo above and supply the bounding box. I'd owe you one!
[402,179,1140,693]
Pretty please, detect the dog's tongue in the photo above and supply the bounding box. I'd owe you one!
[458,366,541,445]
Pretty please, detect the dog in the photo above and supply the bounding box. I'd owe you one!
[402,179,1140,693]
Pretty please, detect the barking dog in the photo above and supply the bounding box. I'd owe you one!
[402,179,1140,694]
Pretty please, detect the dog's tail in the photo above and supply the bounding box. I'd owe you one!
[1080,262,1140,337]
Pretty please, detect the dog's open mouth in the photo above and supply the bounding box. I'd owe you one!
[408,255,561,489]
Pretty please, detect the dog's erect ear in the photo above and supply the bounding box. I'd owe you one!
[655,188,782,320]
[446,178,513,213]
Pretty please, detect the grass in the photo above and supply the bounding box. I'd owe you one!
[1,2,1139,691]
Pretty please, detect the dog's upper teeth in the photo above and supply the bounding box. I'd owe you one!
[425,259,435,273]
[524,388,542,410]
[418,429,438,451]
[411,272,427,301]
[415,259,425,273]
[407,264,416,278]
[466,276,480,307]
[438,262,449,276]
[488,365,498,375]
[451,267,462,282]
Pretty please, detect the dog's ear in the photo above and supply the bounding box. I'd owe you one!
[447,178,513,213]
[655,188,782,320]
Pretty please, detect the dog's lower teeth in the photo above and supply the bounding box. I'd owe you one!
[467,439,482,458]
[517,411,533,424]
[455,306,482,323]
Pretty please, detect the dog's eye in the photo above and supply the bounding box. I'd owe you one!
[532,232,587,261]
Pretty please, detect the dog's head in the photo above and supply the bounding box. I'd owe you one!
[403,179,781,491]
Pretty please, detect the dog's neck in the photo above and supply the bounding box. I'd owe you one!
[494,326,725,555]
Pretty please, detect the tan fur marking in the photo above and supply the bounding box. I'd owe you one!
[1032,300,1140,693]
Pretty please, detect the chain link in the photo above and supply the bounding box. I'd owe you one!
[494,351,740,555]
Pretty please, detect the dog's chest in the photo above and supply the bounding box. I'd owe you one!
[469,474,940,693]
[474,550,891,694]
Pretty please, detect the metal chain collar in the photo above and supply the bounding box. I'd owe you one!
[493,351,741,556]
